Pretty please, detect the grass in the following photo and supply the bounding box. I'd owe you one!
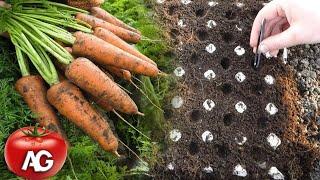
[0,0,173,179]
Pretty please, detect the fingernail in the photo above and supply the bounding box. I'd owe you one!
[258,44,268,54]
[265,52,272,59]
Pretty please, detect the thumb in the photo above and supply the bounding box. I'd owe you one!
[258,26,300,53]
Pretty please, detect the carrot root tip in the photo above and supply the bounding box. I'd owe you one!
[158,71,168,77]
[137,112,145,116]
[114,151,121,157]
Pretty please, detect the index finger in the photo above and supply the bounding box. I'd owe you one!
[250,0,286,47]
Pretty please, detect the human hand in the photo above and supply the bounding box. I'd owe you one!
[250,0,320,57]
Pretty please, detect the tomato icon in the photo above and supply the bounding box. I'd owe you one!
[4,125,68,180]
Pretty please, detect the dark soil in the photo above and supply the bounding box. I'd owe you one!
[153,0,320,179]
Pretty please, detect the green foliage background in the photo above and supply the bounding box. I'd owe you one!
[0,0,172,179]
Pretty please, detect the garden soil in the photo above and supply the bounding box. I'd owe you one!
[153,0,320,179]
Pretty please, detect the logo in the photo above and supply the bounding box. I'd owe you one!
[22,150,54,172]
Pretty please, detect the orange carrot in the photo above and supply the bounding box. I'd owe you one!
[104,65,132,81]
[88,93,113,112]
[72,32,160,77]
[93,27,156,66]
[47,81,119,155]
[91,7,141,35]
[76,13,141,43]
[15,75,68,141]
[65,57,143,115]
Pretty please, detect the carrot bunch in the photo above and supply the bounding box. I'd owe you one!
[0,1,162,156]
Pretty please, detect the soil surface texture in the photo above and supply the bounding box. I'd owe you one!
[153,0,320,179]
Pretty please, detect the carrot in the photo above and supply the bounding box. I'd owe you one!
[76,13,141,43]
[67,0,105,10]
[104,65,132,81]
[65,57,143,115]
[88,93,113,112]
[15,75,68,140]
[47,81,119,155]
[90,7,141,35]
[72,32,160,77]
[93,27,156,66]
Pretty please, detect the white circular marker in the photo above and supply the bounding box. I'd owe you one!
[206,44,216,54]
[268,167,284,180]
[169,129,182,142]
[208,1,218,6]
[265,103,278,115]
[202,131,214,142]
[267,133,281,150]
[167,162,174,170]
[171,96,184,109]
[203,99,215,111]
[203,166,213,173]
[181,0,191,5]
[174,67,185,77]
[234,46,245,56]
[265,75,275,85]
[178,19,186,28]
[235,72,246,83]
[233,164,247,177]
[235,101,247,113]
[235,136,247,145]
[156,0,165,3]
[207,20,217,28]
[204,70,216,80]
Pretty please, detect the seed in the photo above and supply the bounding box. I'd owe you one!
[234,46,245,56]
[202,130,214,142]
[206,44,217,53]
[267,133,281,150]
[203,99,216,111]
[169,129,182,142]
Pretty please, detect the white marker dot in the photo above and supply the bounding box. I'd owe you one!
[202,131,214,143]
[178,19,186,28]
[265,103,278,115]
[171,96,183,109]
[167,162,175,170]
[265,75,275,85]
[169,129,182,142]
[236,2,245,8]
[156,0,165,3]
[235,101,247,113]
[181,0,191,5]
[203,166,213,173]
[233,164,247,177]
[234,46,245,56]
[174,67,185,77]
[235,72,246,83]
[267,133,281,150]
[203,99,215,111]
[204,70,216,80]
[207,20,217,28]
[208,1,218,6]
[235,136,247,145]
[268,167,284,180]
[206,44,216,54]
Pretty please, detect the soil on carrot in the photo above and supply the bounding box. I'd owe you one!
[153,0,320,179]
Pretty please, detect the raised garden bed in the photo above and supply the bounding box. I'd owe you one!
[154,0,320,179]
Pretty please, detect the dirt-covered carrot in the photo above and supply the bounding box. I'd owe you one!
[93,27,156,66]
[91,7,141,35]
[13,46,68,142]
[76,13,141,43]
[47,81,119,154]
[67,0,105,10]
[72,32,160,77]
[15,75,67,138]
[65,57,143,115]
[88,93,113,112]
[104,65,132,81]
